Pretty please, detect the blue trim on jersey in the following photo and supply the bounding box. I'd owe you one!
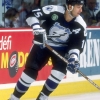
[70,52,78,57]
[31,23,40,27]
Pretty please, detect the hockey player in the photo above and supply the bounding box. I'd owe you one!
[8,0,86,100]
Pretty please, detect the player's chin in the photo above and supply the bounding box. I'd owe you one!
[75,14,80,17]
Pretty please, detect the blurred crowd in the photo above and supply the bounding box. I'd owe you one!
[0,0,41,28]
[0,0,100,28]
[81,0,100,26]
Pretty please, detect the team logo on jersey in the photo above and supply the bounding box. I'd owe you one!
[49,22,72,43]
[72,28,81,34]
[51,14,58,21]
[46,6,53,11]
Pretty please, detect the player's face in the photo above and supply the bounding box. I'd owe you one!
[72,4,83,17]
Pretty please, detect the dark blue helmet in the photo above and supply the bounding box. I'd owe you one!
[66,0,84,5]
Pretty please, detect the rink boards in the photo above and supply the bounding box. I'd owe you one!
[0,28,100,99]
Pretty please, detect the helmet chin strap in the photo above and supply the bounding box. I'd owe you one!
[66,5,74,18]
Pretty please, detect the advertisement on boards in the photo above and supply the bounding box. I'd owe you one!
[80,28,100,76]
[0,28,100,84]
[0,29,52,84]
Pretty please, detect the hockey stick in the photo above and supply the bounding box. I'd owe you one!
[34,32,100,90]
[45,43,100,90]
[45,44,100,90]
[34,41,100,90]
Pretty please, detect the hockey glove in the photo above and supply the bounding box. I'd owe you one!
[67,54,80,74]
[33,27,45,35]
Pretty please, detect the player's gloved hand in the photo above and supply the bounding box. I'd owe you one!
[33,27,45,35]
[67,54,80,74]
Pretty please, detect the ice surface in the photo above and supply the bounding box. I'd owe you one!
[24,92,100,100]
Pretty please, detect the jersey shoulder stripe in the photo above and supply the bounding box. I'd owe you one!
[42,5,65,15]
[75,15,87,29]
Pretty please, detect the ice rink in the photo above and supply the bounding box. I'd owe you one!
[24,92,100,100]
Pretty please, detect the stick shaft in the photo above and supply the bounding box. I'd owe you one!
[77,70,100,90]
[45,43,100,90]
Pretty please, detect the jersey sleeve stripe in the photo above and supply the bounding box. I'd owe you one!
[31,23,40,28]
[26,17,40,27]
